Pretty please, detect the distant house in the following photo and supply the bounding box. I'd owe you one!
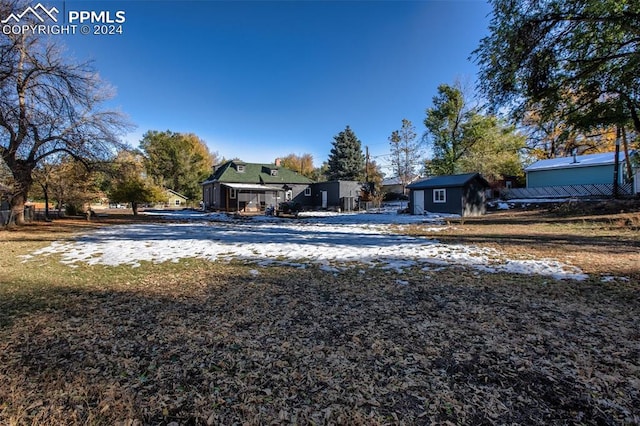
[201,159,313,212]
[381,175,421,199]
[407,172,490,217]
[163,188,188,209]
[525,151,635,188]
[489,175,524,199]
[309,180,362,211]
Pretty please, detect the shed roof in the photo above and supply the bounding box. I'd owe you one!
[525,151,629,172]
[407,173,488,189]
[202,160,313,185]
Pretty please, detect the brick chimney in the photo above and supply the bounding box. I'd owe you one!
[274,158,281,167]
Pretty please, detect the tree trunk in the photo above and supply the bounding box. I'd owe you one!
[627,99,640,134]
[7,160,34,225]
[41,182,50,219]
[10,189,27,225]
[131,201,138,216]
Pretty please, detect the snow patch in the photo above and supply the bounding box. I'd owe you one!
[24,209,588,281]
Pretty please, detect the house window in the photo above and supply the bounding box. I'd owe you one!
[304,187,311,196]
[229,188,237,199]
[236,165,245,173]
[433,189,446,203]
[270,169,278,176]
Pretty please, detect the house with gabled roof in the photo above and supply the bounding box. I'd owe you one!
[407,172,490,217]
[163,188,188,209]
[201,159,313,212]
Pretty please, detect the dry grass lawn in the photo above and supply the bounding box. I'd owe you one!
[0,205,638,425]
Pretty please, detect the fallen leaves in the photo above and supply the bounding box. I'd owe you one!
[0,263,639,424]
[1,209,639,424]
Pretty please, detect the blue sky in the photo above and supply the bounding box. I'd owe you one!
[59,0,492,172]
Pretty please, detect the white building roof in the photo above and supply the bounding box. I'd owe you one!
[525,151,629,172]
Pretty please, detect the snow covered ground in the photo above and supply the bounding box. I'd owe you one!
[23,208,588,280]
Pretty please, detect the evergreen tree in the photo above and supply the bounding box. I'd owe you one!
[326,126,365,181]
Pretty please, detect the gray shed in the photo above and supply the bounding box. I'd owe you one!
[308,181,361,211]
[407,173,489,217]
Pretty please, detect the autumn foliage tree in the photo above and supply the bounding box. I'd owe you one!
[31,156,104,217]
[280,153,315,179]
[107,151,166,215]
[139,130,217,201]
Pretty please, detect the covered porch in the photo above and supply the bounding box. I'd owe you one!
[223,183,284,213]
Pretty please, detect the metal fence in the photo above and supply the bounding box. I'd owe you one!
[503,183,634,200]
[1,207,66,226]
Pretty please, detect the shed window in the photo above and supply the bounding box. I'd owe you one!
[433,189,446,203]
[304,187,311,196]
[229,188,237,199]
[174,199,181,206]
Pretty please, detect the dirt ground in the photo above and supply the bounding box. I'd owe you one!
[404,204,639,280]
[0,203,638,425]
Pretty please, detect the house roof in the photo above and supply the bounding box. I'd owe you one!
[407,172,489,189]
[165,188,188,200]
[525,151,630,172]
[202,160,313,185]
[381,175,421,186]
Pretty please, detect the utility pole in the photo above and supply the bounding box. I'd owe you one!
[365,145,369,184]
[613,126,620,199]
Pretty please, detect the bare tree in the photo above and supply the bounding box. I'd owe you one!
[389,118,420,194]
[0,1,131,224]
